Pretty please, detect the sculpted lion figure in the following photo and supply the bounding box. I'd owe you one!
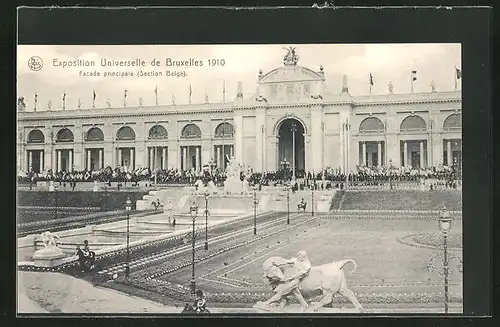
[254,251,363,312]
[40,231,60,249]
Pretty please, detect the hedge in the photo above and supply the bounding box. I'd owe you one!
[17,190,148,211]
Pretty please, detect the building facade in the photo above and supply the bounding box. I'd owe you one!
[17,56,462,174]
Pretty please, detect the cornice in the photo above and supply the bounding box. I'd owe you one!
[17,93,461,122]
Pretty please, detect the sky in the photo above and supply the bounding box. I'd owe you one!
[17,44,461,111]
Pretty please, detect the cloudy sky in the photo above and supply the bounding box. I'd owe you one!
[17,44,461,111]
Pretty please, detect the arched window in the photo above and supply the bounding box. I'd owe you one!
[27,129,45,143]
[116,126,136,141]
[443,113,461,131]
[214,122,234,137]
[148,125,168,139]
[56,128,74,142]
[400,115,427,132]
[85,127,104,141]
[181,123,201,139]
[359,117,384,133]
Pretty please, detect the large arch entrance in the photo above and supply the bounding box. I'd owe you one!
[278,118,305,175]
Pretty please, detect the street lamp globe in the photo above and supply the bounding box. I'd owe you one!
[190,203,198,219]
[125,197,132,211]
[438,207,452,235]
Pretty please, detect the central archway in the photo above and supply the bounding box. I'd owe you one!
[278,118,305,173]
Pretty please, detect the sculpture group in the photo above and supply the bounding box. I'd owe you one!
[254,251,363,312]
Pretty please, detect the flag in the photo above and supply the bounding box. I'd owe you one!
[454,67,462,90]
[411,70,417,93]
[62,91,66,110]
[124,89,128,98]
[34,93,38,111]
[92,89,96,108]
[93,89,96,100]
[124,89,128,107]
[188,83,192,104]
[369,73,374,94]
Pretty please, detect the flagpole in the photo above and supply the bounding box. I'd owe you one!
[454,66,458,91]
[92,89,96,108]
[223,80,226,103]
[369,74,372,94]
[410,70,413,93]
[155,86,158,106]
[189,84,192,105]
[63,91,66,110]
[124,90,127,108]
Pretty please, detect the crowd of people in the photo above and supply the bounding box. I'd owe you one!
[17,163,460,190]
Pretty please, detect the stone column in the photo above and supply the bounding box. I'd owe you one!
[131,148,135,170]
[215,146,219,167]
[234,114,243,164]
[403,141,408,167]
[182,147,187,170]
[118,148,123,167]
[195,146,200,172]
[377,142,382,167]
[362,142,366,166]
[230,145,234,158]
[40,151,44,172]
[149,147,153,169]
[419,141,425,168]
[57,150,62,172]
[310,107,323,171]
[28,151,33,170]
[69,150,73,171]
[162,147,166,169]
[87,150,91,170]
[447,140,452,166]
[99,149,103,169]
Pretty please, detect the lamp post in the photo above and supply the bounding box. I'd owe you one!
[285,184,290,224]
[204,190,209,251]
[189,202,198,294]
[311,176,315,217]
[290,123,297,181]
[438,207,452,314]
[52,185,59,220]
[209,158,216,176]
[253,185,259,235]
[280,158,289,181]
[125,197,132,278]
[343,120,351,189]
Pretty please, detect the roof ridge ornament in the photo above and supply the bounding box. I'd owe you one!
[283,46,299,66]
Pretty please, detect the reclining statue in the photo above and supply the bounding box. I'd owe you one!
[254,251,363,312]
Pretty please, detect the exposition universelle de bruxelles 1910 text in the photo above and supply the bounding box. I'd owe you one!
[52,57,227,78]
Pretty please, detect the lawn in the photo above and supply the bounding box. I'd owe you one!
[160,217,462,296]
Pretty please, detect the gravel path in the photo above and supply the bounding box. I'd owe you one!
[18,271,178,313]
[17,271,462,314]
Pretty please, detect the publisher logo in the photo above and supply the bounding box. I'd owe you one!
[28,56,43,71]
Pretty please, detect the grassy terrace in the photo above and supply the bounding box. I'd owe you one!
[331,190,462,211]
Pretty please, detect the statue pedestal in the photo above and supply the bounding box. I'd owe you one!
[48,181,55,192]
[32,247,66,268]
[316,194,332,213]
[253,302,361,314]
